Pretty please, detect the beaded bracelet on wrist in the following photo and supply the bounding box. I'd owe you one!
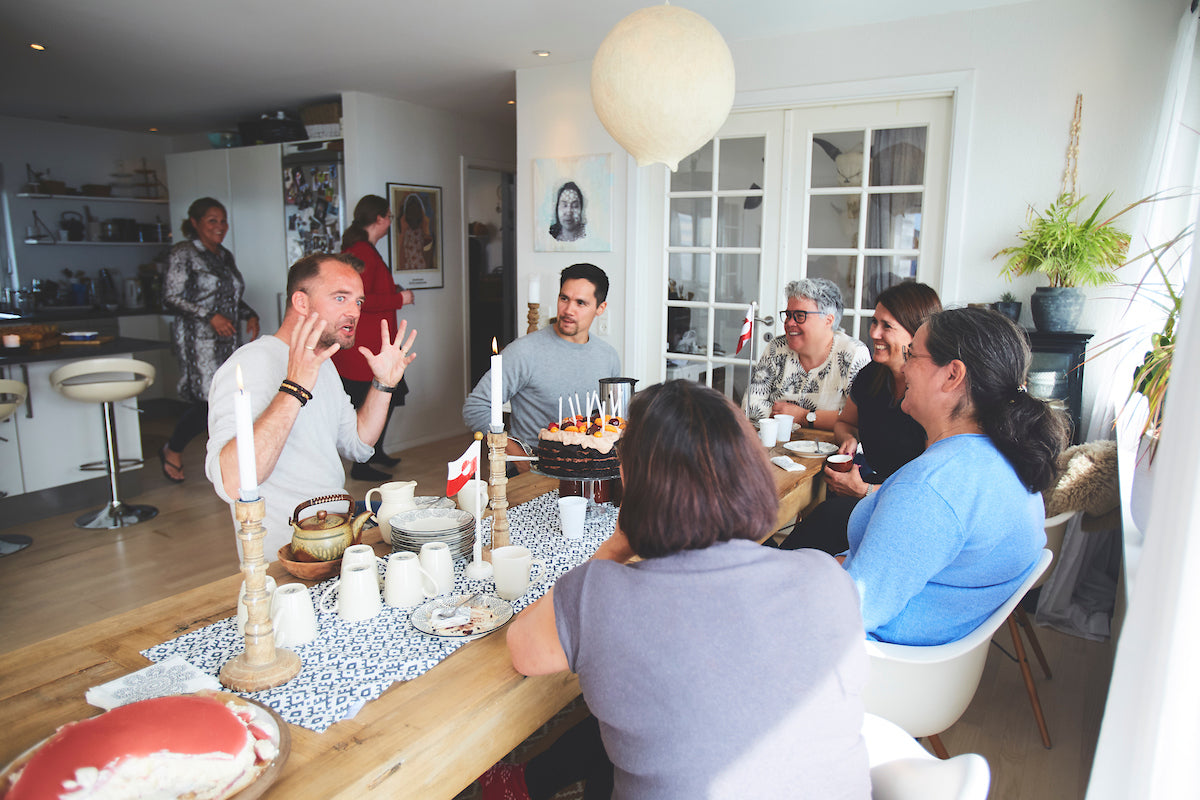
[278,382,310,406]
[280,379,312,402]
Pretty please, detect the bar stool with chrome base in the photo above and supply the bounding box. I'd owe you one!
[0,379,32,555]
[49,358,158,529]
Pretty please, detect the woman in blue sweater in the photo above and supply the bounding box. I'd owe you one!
[842,307,1068,645]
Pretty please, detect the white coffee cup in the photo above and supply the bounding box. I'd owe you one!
[237,575,277,636]
[773,414,794,444]
[491,545,546,601]
[318,564,383,622]
[456,479,489,517]
[419,541,455,596]
[342,544,384,586]
[384,551,438,608]
[757,417,778,447]
[270,583,318,647]
[558,496,587,539]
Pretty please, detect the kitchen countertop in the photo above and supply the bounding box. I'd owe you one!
[0,336,167,367]
[1,307,169,324]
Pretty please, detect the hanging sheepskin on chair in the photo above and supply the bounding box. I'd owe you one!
[591,5,735,171]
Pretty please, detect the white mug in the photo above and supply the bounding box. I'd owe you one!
[237,575,277,635]
[757,417,778,447]
[384,551,438,608]
[319,564,383,622]
[456,479,489,517]
[419,541,455,596]
[773,414,794,444]
[270,583,318,647]
[558,496,587,540]
[491,545,546,601]
[342,544,384,586]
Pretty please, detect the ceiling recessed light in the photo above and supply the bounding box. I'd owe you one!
[149,128,158,132]
[532,50,550,57]
[507,100,515,105]
[30,43,45,51]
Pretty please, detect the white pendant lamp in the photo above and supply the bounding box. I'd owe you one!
[591,4,735,171]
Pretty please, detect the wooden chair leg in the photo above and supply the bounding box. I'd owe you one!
[1016,605,1052,679]
[926,733,950,760]
[1008,614,1052,748]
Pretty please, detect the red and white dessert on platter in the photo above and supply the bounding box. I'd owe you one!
[537,414,625,480]
[3,693,279,800]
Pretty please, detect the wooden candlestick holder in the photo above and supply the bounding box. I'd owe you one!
[526,302,540,334]
[219,498,301,692]
[487,430,510,550]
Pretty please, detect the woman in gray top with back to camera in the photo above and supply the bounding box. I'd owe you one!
[159,197,258,483]
[489,380,869,800]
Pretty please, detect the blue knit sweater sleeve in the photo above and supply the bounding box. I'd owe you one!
[844,480,967,636]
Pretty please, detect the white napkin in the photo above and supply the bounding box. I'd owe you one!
[85,655,221,710]
[770,455,806,473]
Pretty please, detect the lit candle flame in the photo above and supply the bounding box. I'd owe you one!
[492,337,498,355]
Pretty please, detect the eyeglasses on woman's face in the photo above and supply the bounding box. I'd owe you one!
[779,309,828,325]
[902,344,935,363]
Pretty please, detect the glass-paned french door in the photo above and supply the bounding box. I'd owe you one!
[650,96,952,389]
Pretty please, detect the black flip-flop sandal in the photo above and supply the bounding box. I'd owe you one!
[159,444,185,483]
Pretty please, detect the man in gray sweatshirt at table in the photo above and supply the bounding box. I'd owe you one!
[463,263,621,475]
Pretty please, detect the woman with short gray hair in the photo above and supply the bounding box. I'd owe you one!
[743,278,869,430]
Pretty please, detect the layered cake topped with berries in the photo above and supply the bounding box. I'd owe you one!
[536,414,625,479]
[4,694,279,800]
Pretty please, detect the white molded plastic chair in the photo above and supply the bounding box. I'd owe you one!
[49,358,157,529]
[863,713,990,800]
[1004,510,1077,748]
[863,549,1053,758]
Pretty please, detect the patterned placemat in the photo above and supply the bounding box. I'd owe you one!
[142,492,616,732]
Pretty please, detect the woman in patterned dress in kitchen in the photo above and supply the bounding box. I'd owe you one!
[743,278,870,431]
[159,198,258,482]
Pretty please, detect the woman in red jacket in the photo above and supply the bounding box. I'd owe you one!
[334,195,415,481]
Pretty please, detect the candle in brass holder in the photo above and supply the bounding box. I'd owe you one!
[486,429,510,550]
[219,498,301,692]
[526,302,540,334]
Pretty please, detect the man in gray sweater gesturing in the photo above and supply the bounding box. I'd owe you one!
[463,263,621,475]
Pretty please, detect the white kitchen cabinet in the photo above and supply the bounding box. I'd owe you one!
[14,357,143,494]
[0,413,24,499]
[166,144,286,328]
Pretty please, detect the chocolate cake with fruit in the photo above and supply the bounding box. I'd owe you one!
[536,414,624,479]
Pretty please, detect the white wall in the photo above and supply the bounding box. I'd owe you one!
[515,0,1182,432]
[341,91,516,451]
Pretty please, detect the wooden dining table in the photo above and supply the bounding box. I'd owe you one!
[0,439,827,799]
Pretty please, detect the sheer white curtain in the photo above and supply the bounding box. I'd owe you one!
[1087,7,1200,796]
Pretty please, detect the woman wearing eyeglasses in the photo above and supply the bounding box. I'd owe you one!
[743,278,869,430]
[842,307,1067,645]
[779,281,940,554]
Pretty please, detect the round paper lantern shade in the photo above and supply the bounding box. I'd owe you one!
[591,5,735,171]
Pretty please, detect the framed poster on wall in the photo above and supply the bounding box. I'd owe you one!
[388,182,443,289]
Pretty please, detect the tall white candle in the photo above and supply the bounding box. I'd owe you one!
[529,275,541,306]
[558,397,563,424]
[490,338,503,431]
[234,364,258,501]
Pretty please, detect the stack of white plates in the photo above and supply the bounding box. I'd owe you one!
[390,507,476,559]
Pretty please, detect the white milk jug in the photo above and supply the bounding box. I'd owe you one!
[365,480,417,541]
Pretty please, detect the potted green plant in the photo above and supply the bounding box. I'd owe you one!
[991,291,1022,323]
[993,191,1132,332]
[1129,233,1186,446]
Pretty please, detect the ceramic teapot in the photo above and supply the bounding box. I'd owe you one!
[364,480,417,543]
[289,494,372,562]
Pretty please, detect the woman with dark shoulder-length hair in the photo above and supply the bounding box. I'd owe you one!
[780,281,940,553]
[332,194,415,481]
[843,307,1068,646]
[549,181,585,242]
[493,380,869,800]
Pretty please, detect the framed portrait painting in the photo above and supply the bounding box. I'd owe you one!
[387,182,443,289]
[533,154,612,252]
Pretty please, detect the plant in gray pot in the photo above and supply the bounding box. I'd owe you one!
[994,191,1131,332]
[991,291,1022,323]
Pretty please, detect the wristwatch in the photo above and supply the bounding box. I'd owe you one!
[806,412,817,426]
[371,378,397,393]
